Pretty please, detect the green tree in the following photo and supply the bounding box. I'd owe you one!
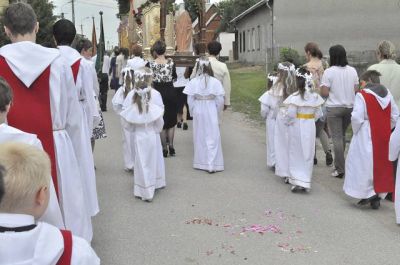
[218,0,259,32]
[0,0,57,47]
[184,0,200,22]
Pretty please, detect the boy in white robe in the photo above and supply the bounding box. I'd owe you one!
[120,68,166,201]
[344,70,398,209]
[0,142,100,264]
[53,19,99,218]
[284,68,324,192]
[0,3,92,241]
[389,114,400,223]
[184,57,225,173]
[259,73,279,168]
[0,77,64,228]
[273,62,298,182]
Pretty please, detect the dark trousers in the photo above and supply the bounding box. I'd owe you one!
[99,73,109,111]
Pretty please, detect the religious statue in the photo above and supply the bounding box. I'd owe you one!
[175,4,193,53]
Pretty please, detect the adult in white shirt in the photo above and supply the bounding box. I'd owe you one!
[321,45,359,179]
[127,44,147,70]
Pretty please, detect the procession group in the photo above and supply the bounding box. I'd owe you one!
[260,41,400,225]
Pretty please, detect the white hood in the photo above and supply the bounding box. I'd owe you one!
[365,89,392,109]
[58,45,81,66]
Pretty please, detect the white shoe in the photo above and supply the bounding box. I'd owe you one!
[331,170,339,177]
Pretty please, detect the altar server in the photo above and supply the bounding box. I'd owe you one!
[0,3,92,240]
[344,70,398,209]
[0,142,100,264]
[120,67,166,201]
[284,68,324,192]
[259,73,279,168]
[0,77,64,228]
[184,57,225,173]
[53,19,99,217]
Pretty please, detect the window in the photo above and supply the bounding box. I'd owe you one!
[248,30,251,52]
[243,31,246,52]
[252,28,256,51]
[257,26,261,51]
[239,32,242,53]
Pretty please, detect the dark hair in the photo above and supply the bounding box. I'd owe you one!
[3,3,37,36]
[41,41,56,48]
[329,45,348,67]
[75,38,92,53]
[194,43,202,56]
[114,46,120,56]
[122,48,129,59]
[360,70,381,84]
[0,78,13,112]
[152,40,166,56]
[207,41,222,56]
[53,19,76,46]
[304,42,322,58]
[296,67,310,99]
[0,165,5,205]
[316,50,323,60]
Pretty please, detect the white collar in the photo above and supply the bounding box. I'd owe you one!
[0,41,60,87]
[0,213,35,227]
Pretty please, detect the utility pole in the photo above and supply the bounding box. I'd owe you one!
[160,0,167,42]
[61,12,65,19]
[71,0,76,25]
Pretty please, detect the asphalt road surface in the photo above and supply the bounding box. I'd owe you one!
[91,102,400,265]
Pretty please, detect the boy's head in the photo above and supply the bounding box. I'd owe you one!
[53,19,76,46]
[0,143,51,220]
[360,70,381,89]
[207,41,222,56]
[3,3,39,42]
[75,38,93,59]
[0,77,13,115]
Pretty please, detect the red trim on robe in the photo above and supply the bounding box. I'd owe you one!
[71,59,81,84]
[0,56,59,196]
[361,90,395,193]
[58,230,73,265]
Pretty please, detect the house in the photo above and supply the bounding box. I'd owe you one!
[231,0,400,66]
[0,0,8,13]
[193,3,222,46]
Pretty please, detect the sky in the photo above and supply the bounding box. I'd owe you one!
[52,0,221,48]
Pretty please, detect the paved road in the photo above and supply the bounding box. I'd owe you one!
[92,100,400,265]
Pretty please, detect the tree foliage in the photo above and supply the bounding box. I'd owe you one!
[217,0,259,33]
[184,0,200,22]
[280,47,306,67]
[0,0,57,47]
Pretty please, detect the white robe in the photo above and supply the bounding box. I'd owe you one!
[113,85,134,170]
[284,91,324,189]
[345,90,398,199]
[120,101,165,200]
[0,124,64,229]
[0,42,92,241]
[389,119,400,223]
[184,76,225,172]
[127,56,147,71]
[0,214,100,265]
[58,46,99,217]
[274,105,290,178]
[259,88,282,168]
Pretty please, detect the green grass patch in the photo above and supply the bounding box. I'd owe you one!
[230,66,267,121]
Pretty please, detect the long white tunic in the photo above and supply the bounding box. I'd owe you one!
[0,42,92,241]
[344,90,398,199]
[258,84,283,168]
[120,102,165,200]
[0,124,64,229]
[274,104,290,178]
[58,46,99,217]
[184,76,225,172]
[389,119,400,223]
[284,91,324,189]
[0,214,100,265]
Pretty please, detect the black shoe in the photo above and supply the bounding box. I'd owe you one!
[314,158,318,165]
[326,151,333,166]
[101,108,107,112]
[169,146,176,156]
[357,195,378,206]
[183,123,188,130]
[370,197,381,210]
[163,149,168,158]
[177,122,182,128]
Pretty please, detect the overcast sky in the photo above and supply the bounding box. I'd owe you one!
[52,0,221,48]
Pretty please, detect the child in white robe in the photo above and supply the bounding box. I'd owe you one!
[0,77,64,228]
[0,142,100,264]
[120,68,166,201]
[184,57,225,173]
[345,70,398,209]
[259,73,279,168]
[284,68,324,192]
[389,117,400,223]
[273,62,298,182]
[113,67,135,172]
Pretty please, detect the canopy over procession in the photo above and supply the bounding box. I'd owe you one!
[0,0,400,264]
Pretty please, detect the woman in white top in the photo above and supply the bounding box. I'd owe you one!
[321,45,359,179]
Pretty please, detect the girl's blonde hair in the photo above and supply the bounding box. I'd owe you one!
[133,67,153,114]
[276,62,297,100]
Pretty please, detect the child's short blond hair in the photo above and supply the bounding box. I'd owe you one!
[0,142,51,212]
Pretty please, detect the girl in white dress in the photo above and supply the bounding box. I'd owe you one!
[112,67,135,172]
[120,68,166,202]
[184,57,225,173]
[259,73,279,168]
[273,62,297,182]
[284,68,324,192]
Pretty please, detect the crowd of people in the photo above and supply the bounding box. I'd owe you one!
[260,41,400,223]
